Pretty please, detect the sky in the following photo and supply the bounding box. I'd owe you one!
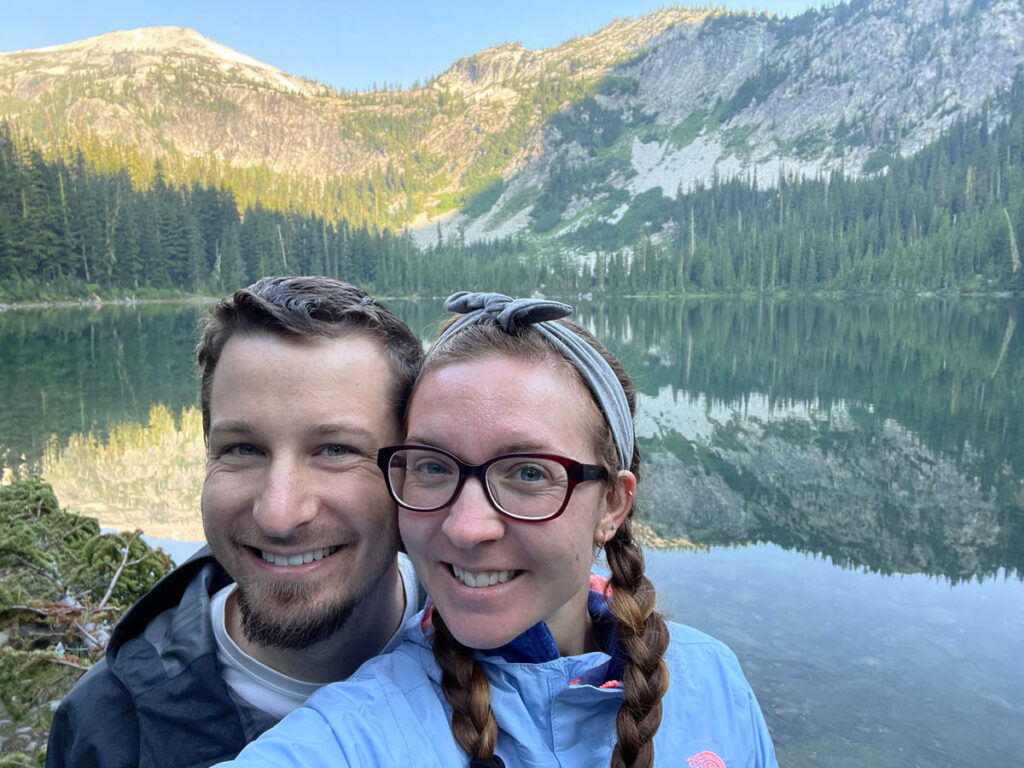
[0,1,819,93]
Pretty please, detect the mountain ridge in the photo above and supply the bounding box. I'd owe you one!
[1,0,1020,249]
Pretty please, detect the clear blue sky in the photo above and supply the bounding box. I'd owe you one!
[0,1,819,92]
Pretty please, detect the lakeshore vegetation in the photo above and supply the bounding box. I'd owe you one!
[0,475,173,765]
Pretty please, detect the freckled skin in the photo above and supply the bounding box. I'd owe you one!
[399,355,634,656]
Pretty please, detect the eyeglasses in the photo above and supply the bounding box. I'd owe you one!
[376,444,609,522]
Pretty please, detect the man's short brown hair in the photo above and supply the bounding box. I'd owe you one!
[196,276,423,439]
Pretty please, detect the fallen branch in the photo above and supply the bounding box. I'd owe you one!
[72,620,102,650]
[5,605,51,618]
[47,657,91,672]
[96,532,147,610]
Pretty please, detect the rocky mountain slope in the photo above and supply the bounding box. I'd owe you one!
[455,0,1024,245]
[1,0,1020,247]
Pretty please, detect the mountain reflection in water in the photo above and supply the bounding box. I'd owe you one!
[569,297,1024,584]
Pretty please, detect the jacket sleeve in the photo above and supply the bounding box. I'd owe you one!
[746,687,780,768]
[216,670,425,768]
[45,660,140,768]
[213,705,351,768]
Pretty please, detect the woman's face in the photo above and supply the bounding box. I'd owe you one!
[399,354,633,656]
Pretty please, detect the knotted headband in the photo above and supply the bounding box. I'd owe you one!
[427,291,635,470]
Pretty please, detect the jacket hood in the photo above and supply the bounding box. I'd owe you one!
[104,545,230,665]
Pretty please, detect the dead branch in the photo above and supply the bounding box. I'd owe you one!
[47,657,91,672]
[96,532,146,610]
[72,620,102,649]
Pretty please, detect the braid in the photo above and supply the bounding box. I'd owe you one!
[431,611,501,763]
[604,516,671,768]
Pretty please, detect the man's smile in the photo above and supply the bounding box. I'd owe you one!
[250,545,341,567]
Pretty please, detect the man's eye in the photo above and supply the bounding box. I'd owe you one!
[225,443,262,457]
[320,444,351,458]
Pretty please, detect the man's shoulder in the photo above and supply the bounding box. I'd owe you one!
[105,548,227,658]
[46,657,138,768]
[45,550,243,768]
[57,655,130,717]
[55,550,227,711]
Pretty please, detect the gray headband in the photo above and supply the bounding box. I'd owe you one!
[427,291,634,470]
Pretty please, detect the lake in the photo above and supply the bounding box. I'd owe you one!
[1,296,1022,766]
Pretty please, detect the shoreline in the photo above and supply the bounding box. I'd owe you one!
[2,290,1020,312]
[0,295,216,312]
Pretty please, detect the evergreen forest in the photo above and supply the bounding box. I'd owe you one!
[2,71,1023,302]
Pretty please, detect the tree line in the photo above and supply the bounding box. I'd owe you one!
[2,71,1023,302]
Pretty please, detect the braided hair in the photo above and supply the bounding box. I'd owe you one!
[414,317,670,768]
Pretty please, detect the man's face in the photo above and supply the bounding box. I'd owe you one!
[201,331,401,648]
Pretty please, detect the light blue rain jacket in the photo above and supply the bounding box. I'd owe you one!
[220,593,778,768]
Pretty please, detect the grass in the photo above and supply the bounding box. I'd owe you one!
[41,404,206,541]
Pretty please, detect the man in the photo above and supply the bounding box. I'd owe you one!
[46,276,426,767]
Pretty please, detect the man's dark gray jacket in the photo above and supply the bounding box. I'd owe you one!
[45,547,273,768]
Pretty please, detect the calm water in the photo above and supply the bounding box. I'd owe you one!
[2,297,1022,767]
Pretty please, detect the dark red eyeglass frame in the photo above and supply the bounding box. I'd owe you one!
[376,443,609,522]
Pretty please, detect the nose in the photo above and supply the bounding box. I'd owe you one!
[440,476,505,549]
[253,457,317,538]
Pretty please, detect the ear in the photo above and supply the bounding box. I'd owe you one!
[594,470,636,546]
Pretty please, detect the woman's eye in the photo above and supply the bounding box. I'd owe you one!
[415,460,451,476]
[515,465,547,482]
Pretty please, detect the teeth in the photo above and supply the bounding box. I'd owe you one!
[260,546,338,566]
[451,564,515,588]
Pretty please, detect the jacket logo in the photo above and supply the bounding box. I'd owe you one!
[687,751,727,768]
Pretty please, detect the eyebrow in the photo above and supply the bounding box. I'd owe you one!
[210,420,378,442]
[405,435,555,456]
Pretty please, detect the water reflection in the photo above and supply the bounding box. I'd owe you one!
[573,298,1024,583]
[645,544,1024,767]
[4,297,1022,768]
[2,297,1021,583]
[0,303,206,464]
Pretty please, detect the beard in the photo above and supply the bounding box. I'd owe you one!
[235,579,360,650]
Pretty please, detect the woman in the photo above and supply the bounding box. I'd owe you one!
[221,291,778,768]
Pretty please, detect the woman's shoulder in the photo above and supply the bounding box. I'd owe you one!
[665,620,742,659]
[242,633,454,766]
[662,620,756,698]
[658,621,779,767]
